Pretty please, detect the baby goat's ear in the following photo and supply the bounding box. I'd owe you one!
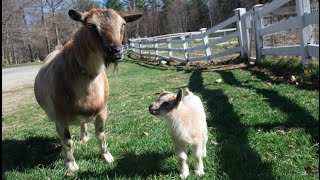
[175,89,183,104]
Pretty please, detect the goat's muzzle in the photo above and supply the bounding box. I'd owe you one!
[149,104,160,116]
[107,45,124,62]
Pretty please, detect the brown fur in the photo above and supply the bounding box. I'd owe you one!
[34,8,142,172]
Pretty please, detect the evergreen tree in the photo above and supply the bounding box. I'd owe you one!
[102,0,124,11]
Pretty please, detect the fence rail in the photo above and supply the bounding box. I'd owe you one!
[129,0,319,66]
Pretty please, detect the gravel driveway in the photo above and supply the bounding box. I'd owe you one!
[2,65,42,115]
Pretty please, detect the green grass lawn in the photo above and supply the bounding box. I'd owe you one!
[2,56,319,179]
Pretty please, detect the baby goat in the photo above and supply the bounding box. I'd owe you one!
[149,88,208,178]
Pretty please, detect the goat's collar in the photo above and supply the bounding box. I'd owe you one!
[75,57,99,79]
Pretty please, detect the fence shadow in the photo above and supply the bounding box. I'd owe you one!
[218,70,319,143]
[241,70,319,143]
[249,68,319,91]
[188,69,274,179]
[77,151,173,179]
[2,136,61,177]
[123,58,170,71]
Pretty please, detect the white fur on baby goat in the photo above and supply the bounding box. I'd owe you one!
[149,88,208,179]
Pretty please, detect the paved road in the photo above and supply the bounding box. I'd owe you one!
[2,65,42,115]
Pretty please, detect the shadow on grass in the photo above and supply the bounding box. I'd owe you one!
[188,69,274,179]
[241,70,319,142]
[250,67,319,91]
[2,136,61,177]
[78,151,173,178]
[123,55,169,71]
[124,59,169,71]
[218,70,319,143]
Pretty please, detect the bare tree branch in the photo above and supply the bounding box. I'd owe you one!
[2,0,33,25]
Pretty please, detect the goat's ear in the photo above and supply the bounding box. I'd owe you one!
[175,89,183,104]
[122,13,143,23]
[68,9,86,22]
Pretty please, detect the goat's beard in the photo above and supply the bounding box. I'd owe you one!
[104,56,119,75]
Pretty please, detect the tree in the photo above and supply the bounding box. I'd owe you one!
[21,0,35,62]
[38,0,51,54]
[2,0,269,65]
[102,0,123,11]
[46,0,64,45]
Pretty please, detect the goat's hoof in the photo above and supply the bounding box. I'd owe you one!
[65,161,79,172]
[102,152,114,163]
[195,169,205,176]
[179,171,189,179]
[80,136,90,144]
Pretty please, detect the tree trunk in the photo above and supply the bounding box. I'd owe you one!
[41,0,51,54]
[53,12,60,45]
[21,0,35,62]
[132,0,139,37]
[11,44,17,64]
[50,0,60,45]
[5,25,13,65]
[2,46,5,66]
[11,14,20,64]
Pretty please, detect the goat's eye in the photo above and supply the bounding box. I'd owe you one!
[87,23,94,28]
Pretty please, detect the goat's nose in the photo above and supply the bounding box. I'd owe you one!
[111,45,122,54]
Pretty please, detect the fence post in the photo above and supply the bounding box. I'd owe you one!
[253,4,265,61]
[128,38,132,51]
[234,8,247,59]
[181,36,189,63]
[138,39,142,59]
[154,39,159,60]
[148,39,151,56]
[167,38,172,61]
[200,28,212,61]
[296,0,313,67]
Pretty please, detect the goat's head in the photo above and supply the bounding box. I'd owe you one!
[68,8,142,63]
[149,89,183,116]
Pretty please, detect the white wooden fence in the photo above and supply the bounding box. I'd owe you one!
[129,0,319,66]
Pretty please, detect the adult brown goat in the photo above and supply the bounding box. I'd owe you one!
[34,8,142,172]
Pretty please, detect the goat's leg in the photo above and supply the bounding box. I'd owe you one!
[94,109,114,163]
[174,142,189,179]
[203,132,208,158]
[55,122,79,172]
[80,123,90,144]
[192,144,205,176]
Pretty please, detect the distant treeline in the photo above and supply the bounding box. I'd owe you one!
[2,0,271,65]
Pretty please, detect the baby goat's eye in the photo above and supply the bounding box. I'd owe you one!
[162,102,170,107]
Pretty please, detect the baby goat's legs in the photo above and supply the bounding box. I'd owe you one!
[174,143,189,179]
[192,144,205,176]
[94,109,114,163]
[80,123,90,144]
[203,132,208,158]
[55,121,79,172]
